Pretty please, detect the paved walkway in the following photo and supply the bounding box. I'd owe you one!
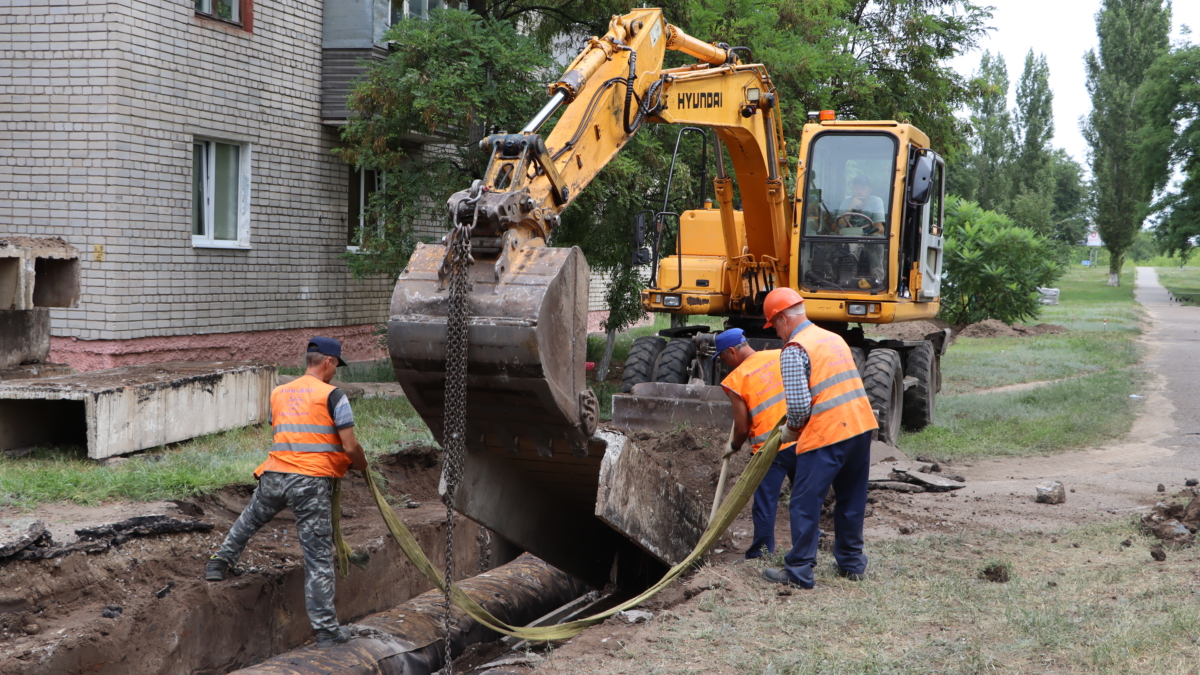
[862,269,1200,536]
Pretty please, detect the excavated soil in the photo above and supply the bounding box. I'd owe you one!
[0,446,501,675]
[618,426,753,505]
[957,319,1068,338]
[864,318,951,342]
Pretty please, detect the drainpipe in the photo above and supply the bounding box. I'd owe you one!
[230,554,587,675]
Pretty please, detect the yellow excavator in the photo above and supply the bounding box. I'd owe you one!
[387,8,949,586]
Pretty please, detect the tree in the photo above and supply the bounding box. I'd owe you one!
[1083,0,1171,285]
[1048,149,1091,245]
[338,0,993,349]
[940,197,1065,326]
[1007,51,1057,236]
[336,11,552,277]
[948,51,1014,212]
[1134,44,1200,265]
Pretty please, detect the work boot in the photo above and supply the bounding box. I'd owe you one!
[205,556,230,581]
[761,568,806,589]
[315,626,353,649]
[836,568,865,582]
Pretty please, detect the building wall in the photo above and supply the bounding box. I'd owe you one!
[0,0,393,366]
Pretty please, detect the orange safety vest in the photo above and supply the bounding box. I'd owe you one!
[721,350,795,453]
[254,374,352,479]
[786,322,878,454]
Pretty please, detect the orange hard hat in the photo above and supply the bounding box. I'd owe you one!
[762,287,804,327]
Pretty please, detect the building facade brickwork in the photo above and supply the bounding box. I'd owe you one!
[0,0,392,367]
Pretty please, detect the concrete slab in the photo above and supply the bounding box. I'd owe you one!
[594,430,707,566]
[0,361,275,459]
[0,308,50,369]
[0,236,80,310]
[0,361,72,381]
[611,382,733,434]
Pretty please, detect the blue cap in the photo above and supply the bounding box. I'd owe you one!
[712,328,746,360]
[307,336,348,367]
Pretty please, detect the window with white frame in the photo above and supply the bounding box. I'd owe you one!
[195,0,240,22]
[347,167,382,249]
[192,139,251,248]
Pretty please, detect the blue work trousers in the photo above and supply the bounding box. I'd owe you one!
[783,430,872,588]
[745,448,797,559]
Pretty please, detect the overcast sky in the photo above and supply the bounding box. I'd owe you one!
[949,0,1199,167]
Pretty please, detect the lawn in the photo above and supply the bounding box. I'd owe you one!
[0,397,432,508]
[1154,264,1200,306]
[539,517,1200,675]
[898,265,1146,461]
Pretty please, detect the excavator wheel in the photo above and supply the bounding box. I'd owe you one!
[653,338,698,384]
[902,342,936,430]
[621,336,666,393]
[862,348,903,445]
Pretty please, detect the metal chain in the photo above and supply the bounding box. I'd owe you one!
[440,183,480,674]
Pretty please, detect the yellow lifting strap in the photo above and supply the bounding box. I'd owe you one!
[331,421,784,641]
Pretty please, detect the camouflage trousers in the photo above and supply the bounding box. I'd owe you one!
[214,471,339,633]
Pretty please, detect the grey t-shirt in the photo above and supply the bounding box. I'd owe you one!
[838,194,886,224]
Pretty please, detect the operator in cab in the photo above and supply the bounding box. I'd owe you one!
[715,328,797,560]
[836,175,885,235]
[758,289,878,589]
[205,337,368,649]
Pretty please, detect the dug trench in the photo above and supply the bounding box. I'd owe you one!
[0,447,519,675]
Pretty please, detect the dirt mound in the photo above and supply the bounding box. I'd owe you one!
[957,319,1068,338]
[619,426,752,505]
[1141,492,1200,547]
[864,319,951,342]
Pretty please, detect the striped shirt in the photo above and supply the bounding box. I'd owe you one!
[779,320,814,430]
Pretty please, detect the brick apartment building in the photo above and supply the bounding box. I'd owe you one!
[0,0,620,373]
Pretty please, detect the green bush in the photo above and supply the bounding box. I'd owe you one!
[940,197,1065,325]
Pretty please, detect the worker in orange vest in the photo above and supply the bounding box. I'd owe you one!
[715,327,797,559]
[759,288,878,589]
[206,337,368,648]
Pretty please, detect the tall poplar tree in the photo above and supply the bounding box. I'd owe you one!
[1008,50,1056,235]
[949,51,1015,212]
[1083,0,1171,285]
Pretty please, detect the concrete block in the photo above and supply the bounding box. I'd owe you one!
[0,308,50,369]
[0,361,275,459]
[594,430,707,566]
[0,236,80,310]
[611,382,733,434]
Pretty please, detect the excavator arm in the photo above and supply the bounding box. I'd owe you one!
[387,8,794,587]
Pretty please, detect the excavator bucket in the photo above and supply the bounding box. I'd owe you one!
[388,241,596,456]
[388,242,709,588]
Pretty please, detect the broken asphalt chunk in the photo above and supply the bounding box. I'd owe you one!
[1035,482,1066,504]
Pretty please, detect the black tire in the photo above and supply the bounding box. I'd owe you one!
[862,348,903,445]
[653,338,698,384]
[621,336,666,393]
[850,347,866,374]
[902,342,936,430]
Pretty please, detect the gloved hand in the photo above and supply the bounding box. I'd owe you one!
[781,424,800,446]
[723,441,741,459]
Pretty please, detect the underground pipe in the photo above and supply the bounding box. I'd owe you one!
[230,554,588,675]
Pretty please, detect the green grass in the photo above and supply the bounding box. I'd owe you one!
[899,264,1146,460]
[586,314,725,365]
[0,398,431,509]
[1154,265,1200,306]
[551,520,1200,675]
[900,368,1146,462]
[940,332,1141,394]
